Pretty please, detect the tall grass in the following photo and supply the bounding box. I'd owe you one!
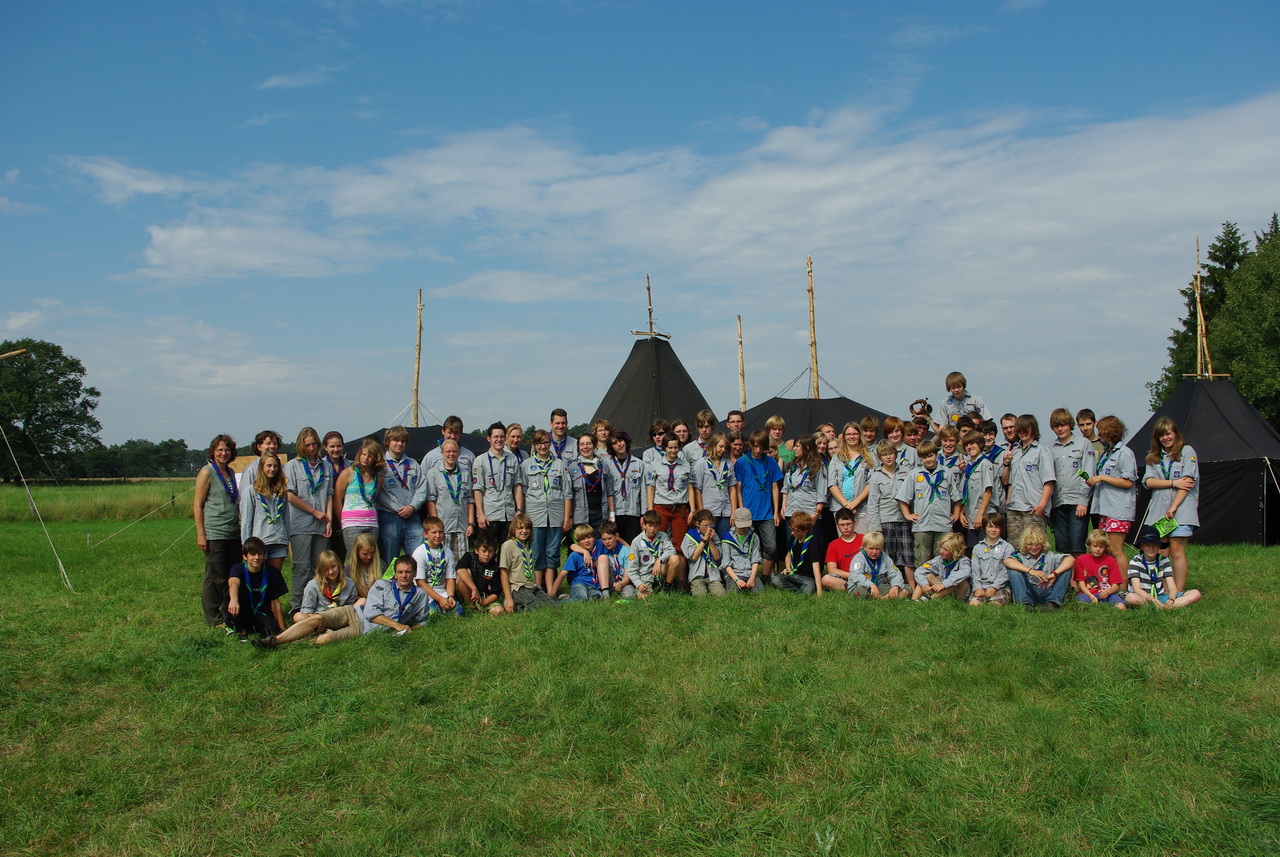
[0,479,194,523]
[1,519,1277,856]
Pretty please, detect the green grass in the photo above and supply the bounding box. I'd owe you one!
[0,479,195,523]
[1,517,1278,856]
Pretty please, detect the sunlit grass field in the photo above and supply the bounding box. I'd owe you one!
[1,491,1277,856]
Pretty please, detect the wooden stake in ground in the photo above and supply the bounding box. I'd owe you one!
[737,314,746,413]
[807,256,819,400]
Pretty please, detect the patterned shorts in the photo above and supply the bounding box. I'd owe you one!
[1098,517,1131,534]
[881,521,914,567]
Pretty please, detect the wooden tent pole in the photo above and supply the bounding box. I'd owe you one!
[412,288,423,427]
[737,314,747,412]
[807,256,819,399]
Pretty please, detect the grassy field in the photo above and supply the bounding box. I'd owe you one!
[1,513,1277,857]
[0,479,195,523]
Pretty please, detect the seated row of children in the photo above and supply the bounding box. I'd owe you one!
[242,498,1201,647]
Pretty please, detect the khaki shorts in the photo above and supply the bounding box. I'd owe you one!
[317,605,364,642]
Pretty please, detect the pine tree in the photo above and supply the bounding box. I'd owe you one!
[1147,221,1252,409]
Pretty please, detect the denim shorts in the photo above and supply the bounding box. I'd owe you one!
[1168,524,1196,539]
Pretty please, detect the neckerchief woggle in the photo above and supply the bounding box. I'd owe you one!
[706,458,729,491]
[922,469,946,502]
[387,457,411,490]
[323,578,343,608]
[613,456,632,499]
[861,550,883,584]
[442,468,465,505]
[257,492,283,524]
[530,456,554,497]
[392,584,415,622]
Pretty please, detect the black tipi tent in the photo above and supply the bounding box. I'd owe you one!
[591,337,712,450]
[344,425,490,462]
[740,396,896,436]
[1127,379,1280,545]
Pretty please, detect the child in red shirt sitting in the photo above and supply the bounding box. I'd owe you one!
[1073,529,1127,609]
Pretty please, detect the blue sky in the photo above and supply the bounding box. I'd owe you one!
[3,0,1278,448]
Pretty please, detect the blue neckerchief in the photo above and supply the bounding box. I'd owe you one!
[211,460,239,505]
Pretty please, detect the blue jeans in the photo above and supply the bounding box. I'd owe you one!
[1050,505,1088,555]
[378,511,423,563]
[569,583,604,601]
[532,526,563,570]
[1009,568,1073,607]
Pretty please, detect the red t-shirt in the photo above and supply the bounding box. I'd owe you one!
[1073,552,1123,595]
[824,535,865,572]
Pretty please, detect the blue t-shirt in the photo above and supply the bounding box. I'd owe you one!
[562,551,601,589]
[734,454,783,520]
[593,539,628,582]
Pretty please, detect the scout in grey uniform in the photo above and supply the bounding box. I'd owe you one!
[623,511,678,597]
[781,462,829,519]
[378,425,430,564]
[425,439,474,561]
[895,441,959,566]
[240,453,290,558]
[934,371,991,432]
[721,508,763,592]
[693,434,738,533]
[473,422,520,546]
[968,518,1015,605]
[828,443,872,534]
[603,433,646,542]
[1003,415,1057,547]
[421,416,476,473]
[845,535,907,598]
[1089,440,1137,524]
[252,557,430,649]
[681,510,726,597]
[958,437,997,548]
[1048,409,1096,555]
[285,428,336,612]
[912,532,972,601]
[295,548,357,620]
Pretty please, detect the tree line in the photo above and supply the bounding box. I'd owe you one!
[1147,213,1280,428]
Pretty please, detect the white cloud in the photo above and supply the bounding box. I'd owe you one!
[4,169,17,184]
[257,66,339,89]
[429,270,599,304]
[63,156,212,204]
[59,91,1280,439]
[240,111,293,128]
[0,195,42,215]
[890,22,986,49]
[3,310,42,331]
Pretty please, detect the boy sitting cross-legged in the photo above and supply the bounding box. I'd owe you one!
[844,530,908,599]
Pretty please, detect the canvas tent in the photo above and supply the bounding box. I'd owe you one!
[344,425,490,462]
[1127,379,1280,545]
[740,396,897,437]
[591,337,712,451]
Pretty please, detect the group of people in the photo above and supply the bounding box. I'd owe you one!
[194,372,1203,648]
